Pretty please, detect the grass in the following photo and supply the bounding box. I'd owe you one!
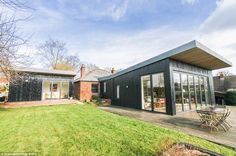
[0,104,235,156]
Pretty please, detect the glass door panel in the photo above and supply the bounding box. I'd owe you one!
[189,75,196,110]
[195,76,201,109]
[61,82,69,98]
[141,75,152,111]
[51,81,60,99]
[152,73,166,113]
[182,74,190,111]
[42,81,51,100]
[204,77,210,105]
[173,73,182,112]
[200,77,206,107]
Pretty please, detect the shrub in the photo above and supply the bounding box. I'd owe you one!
[91,95,100,101]
[225,91,236,106]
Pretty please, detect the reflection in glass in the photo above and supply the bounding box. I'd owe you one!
[182,74,190,111]
[42,81,51,100]
[189,75,196,110]
[174,73,182,112]
[152,73,166,113]
[204,77,210,105]
[200,77,206,106]
[141,75,152,110]
[195,76,201,109]
[52,81,60,99]
[61,82,69,98]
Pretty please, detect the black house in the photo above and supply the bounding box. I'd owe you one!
[99,40,232,115]
[8,68,76,102]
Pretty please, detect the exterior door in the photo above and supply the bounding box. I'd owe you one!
[141,73,166,113]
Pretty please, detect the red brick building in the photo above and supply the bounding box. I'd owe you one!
[74,65,111,101]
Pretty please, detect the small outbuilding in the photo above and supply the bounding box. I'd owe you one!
[8,68,76,102]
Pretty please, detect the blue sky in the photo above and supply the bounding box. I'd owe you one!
[12,0,236,73]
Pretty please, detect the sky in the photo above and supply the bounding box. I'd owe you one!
[5,0,236,74]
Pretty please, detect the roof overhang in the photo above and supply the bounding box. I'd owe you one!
[99,40,232,81]
[170,41,232,70]
[15,67,77,76]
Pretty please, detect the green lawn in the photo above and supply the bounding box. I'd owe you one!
[0,104,235,156]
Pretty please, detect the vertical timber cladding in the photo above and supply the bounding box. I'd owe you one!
[169,59,216,112]
[8,74,43,102]
[102,59,172,113]
[8,73,74,102]
[100,79,114,100]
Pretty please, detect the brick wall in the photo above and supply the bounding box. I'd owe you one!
[74,81,100,101]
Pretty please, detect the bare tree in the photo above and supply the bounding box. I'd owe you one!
[0,0,31,83]
[84,63,99,72]
[38,38,82,71]
[216,70,233,77]
[64,55,81,71]
[0,0,32,10]
[37,38,67,70]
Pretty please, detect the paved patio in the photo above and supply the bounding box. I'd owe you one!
[1,99,82,108]
[99,105,236,149]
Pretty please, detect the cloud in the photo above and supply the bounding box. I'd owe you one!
[181,0,198,5]
[76,26,196,69]
[54,0,134,21]
[197,0,236,74]
[110,0,129,21]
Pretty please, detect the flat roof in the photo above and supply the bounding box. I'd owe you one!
[15,67,77,76]
[99,40,232,81]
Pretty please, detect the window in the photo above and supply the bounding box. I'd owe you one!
[117,85,120,99]
[92,84,99,93]
[104,82,106,93]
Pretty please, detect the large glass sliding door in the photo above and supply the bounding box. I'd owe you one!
[42,80,69,100]
[173,72,211,113]
[141,73,166,113]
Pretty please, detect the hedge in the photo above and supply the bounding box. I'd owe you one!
[225,91,236,105]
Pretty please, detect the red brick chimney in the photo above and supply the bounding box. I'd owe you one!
[80,64,85,79]
[111,67,115,74]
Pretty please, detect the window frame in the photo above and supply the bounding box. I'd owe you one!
[104,82,106,93]
[91,84,99,93]
[116,85,120,99]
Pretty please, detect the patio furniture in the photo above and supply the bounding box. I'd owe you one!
[196,107,231,132]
